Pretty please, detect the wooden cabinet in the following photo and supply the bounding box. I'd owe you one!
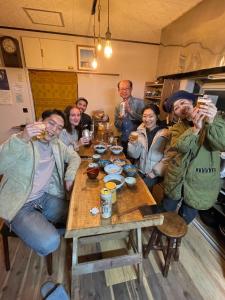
[144,79,180,120]
[22,37,42,68]
[22,37,76,70]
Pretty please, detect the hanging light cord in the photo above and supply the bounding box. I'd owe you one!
[98,0,101,37]
[93,14,96,44]
[107,0,110,31]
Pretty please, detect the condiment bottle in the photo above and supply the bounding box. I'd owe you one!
[100,188,112,218]
[105,182,117,204]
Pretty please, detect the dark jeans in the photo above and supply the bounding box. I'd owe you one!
[139,172,161,192]
[157,196,198,224]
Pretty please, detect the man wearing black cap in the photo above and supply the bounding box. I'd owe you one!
[159,90,225,224]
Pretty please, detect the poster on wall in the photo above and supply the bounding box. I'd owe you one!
[0,69,12,104]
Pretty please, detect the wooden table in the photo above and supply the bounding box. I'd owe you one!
[65,145,164,299]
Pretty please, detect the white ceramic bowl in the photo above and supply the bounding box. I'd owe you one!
[94,144,107,154]
[104,163,122,175]
[103,174,125,190]
[110,145,123,155]
[125,176,137,187]
[92,154,101,162]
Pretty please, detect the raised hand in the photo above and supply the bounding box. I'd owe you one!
[191,108,205,133]
[124,100,131,114]
[198,102,217,124]
[65,180,73,192]
[21,122,45,142]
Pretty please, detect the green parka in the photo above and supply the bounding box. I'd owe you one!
[164,116,225,210]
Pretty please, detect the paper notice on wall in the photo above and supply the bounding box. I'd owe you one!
[0,69,12,104]
[13,83,24,103]
[0,90,12,104]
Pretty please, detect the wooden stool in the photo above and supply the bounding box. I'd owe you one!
[0,220,53,275]
[143,212,187,277]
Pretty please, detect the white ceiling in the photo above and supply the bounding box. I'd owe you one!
[0,0,203,43]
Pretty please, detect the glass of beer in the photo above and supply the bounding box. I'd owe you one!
[129,131,138,142]
[196,96,212,108]
[36,124,46,139]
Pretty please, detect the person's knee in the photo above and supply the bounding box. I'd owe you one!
[163,196,179,211]
[37,231,61,256]
[179,205,198,224]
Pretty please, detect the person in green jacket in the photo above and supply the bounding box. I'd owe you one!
[0,109,81,255]
[159,90,225,223]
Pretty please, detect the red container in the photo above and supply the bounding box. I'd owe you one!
[87,164,99,179]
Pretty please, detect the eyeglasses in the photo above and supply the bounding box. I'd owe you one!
[119,88,131,91]
[47,119,64,131]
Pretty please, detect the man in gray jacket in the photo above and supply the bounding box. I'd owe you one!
[114,80,145,156]
[0,109,81,256]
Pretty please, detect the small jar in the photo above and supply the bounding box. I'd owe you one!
[105,182,117,204]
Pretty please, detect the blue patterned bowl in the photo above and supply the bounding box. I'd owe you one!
[123,164,137,177]
[98,159,111,169]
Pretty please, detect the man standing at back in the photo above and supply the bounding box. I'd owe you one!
[114,80,145,155]
[76,97,92,136]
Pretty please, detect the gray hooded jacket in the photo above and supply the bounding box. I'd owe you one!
[127,123,170,176]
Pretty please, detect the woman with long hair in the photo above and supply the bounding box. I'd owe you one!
[60,105,89,151]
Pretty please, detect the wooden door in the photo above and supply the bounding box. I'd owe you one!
[28,70,77,120]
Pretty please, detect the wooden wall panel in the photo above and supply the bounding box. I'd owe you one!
[28,70,78,119]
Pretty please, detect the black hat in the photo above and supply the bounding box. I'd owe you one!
[163,90,197,113]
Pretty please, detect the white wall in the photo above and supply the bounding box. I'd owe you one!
[157,0,225,76]
[0,28,159,142]
[0,68,34,143]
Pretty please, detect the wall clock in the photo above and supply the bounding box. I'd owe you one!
[0,36,22,68]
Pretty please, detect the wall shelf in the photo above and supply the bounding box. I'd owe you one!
[145,82,163,87]
[144,79,180,120]
[145,96,161,100]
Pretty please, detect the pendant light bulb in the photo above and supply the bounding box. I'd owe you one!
[91,57,98,69]
[97,37,102,51]
[104,0,112,58]
[104,39,112,58]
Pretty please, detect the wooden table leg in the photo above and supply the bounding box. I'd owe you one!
[136,228,143,285]
[71,237,79,300]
